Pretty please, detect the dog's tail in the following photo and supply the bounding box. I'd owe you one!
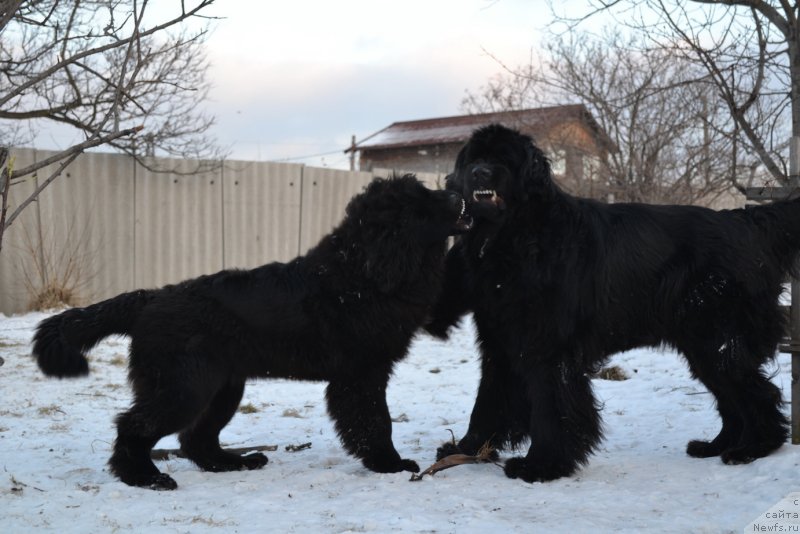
[32,289,152,378]
[750,196,800,275]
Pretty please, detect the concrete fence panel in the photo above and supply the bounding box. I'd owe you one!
[35,150,136,305]
[223,160,303,268]
[133,158,224,289]
[299,167,373,254]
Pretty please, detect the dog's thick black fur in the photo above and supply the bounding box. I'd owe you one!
[33,174,470,490]
[427,124,797,483]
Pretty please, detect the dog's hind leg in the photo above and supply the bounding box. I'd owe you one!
[109,361,218,490]
[684,349,745,459]
[179,380,268,472]
[723,379,787,464]
[110,401,193,490]
[717,367,787,464]
[684,344,788,463]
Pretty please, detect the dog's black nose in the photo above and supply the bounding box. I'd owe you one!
[472,166,491,180]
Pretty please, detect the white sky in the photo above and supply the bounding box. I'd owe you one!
[197,0,593,169]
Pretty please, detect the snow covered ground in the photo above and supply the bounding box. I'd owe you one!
[2,310,799,533]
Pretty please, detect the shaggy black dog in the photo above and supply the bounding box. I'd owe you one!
[427,124,797,483]
[33,174,470,490]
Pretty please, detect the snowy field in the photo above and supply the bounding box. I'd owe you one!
[2,310,799,533]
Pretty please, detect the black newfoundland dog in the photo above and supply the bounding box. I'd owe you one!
[33,174,470,490]
[427,124,798,483]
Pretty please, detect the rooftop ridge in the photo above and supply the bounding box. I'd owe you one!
[347,104,615,153]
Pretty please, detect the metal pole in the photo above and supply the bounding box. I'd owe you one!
[791,136,800,185]
[790,136,800,444]
[349,135,356,172]
[792,280,800,444]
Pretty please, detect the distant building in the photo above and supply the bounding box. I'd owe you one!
[346,105,618,200]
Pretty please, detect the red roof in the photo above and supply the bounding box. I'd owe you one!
[348,105,615,152]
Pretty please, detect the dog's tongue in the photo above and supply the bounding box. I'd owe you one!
[474,191,504,209]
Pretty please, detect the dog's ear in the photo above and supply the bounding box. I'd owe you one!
[362,237,419,294]
[520,140,554,200]
[357,179,425,293]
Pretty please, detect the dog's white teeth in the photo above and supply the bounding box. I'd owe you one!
[460,198,466,217]
[472,190,497,201]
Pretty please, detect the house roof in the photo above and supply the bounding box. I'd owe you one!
[346,105,616,153]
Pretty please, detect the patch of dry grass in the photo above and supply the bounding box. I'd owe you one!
[27,284,78,311]
[282,408,303,418]
[238,403,259,414]
[18,211,96,312]
[595,365,629,381]
[37,404,65,417]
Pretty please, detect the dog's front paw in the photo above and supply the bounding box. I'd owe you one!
[241,452,269,470]
[504,456,572,483]
[398,458,421,473]
[687,439,723,458]
[436,441,462,460]
[423,322,451,340]
[148,473,179,491]
[363,457,420,473]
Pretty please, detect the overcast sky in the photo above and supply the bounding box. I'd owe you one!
[199,1,584,169]
[30,2,600,169]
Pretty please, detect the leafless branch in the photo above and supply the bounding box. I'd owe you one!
[5,124,143,231]
[150,444,279,461]
[548,0,798,192]
[0,1,223,255]
[690,0,790,37]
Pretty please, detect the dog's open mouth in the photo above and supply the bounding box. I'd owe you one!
[471,189,504,208]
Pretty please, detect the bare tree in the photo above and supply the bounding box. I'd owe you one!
[465,30,743,205]
[563,0,799,187]
[0,0,220,254]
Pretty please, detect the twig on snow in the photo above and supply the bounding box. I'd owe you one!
[285,442,312,452]
[410,442,500,482]
[150,444,278,461]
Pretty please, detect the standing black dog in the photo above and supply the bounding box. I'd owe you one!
[33,174,470,490]
[427,124,797,483]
